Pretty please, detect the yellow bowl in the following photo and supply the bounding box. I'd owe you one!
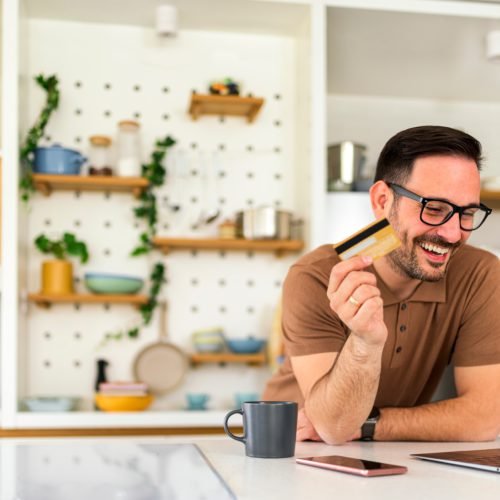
[94,394,153,412]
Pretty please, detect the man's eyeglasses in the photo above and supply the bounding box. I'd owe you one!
[388,183,492,231]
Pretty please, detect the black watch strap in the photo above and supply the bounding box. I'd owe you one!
[360,407,380,441]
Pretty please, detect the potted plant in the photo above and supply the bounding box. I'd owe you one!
[35,232,89,294]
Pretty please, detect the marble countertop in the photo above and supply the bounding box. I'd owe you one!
[0,435,498,499]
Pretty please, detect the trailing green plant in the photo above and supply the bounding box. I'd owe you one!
[101,262,165,344]
[138,262,166,327]
[131,135,176,256]
[35,232,89,263]
[100,135,175,346]
[20,74,60,202]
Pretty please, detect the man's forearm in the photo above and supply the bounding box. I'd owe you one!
[306,335,384,444]
[376,397,500,442]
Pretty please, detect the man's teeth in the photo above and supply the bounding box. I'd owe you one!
[420,242,449,255]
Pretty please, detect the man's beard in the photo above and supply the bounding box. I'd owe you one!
[387,211,461,282]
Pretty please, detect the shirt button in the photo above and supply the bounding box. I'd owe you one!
[399,325,407,332]
[396,346,403,353]
[401,303,407,310]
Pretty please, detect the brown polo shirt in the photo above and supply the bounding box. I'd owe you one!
[263,244,500,408]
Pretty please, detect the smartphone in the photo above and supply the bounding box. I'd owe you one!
[296,455,408,477]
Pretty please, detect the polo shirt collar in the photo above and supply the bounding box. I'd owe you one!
[372,265,447,306]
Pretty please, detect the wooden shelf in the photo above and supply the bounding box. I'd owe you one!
[190,352,267,366]
[32,174,149,198]
[153,237,304,256]
[28,293,148,308]
[188,94,264,123]
[481,189,500,202]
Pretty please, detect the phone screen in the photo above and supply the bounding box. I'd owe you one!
[296,455,408,477]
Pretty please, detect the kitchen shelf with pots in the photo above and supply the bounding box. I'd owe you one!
[188,93,265,123]
[32,174,149,198]
[28,292,148,308]
[152,237,304,257]
[190,351,267,366]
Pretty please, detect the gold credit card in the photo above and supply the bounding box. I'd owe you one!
[334,217,401,261]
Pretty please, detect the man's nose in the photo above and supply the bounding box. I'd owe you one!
[436,212,463,243]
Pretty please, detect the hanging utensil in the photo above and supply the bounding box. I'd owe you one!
[165,149,181,212]
[133,301,188,395]
[202,151,221,225]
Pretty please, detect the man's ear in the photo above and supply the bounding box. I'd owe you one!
[369,181,392,219]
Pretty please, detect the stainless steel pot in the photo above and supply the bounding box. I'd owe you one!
[327,141,367,191]
[236,206,292,240]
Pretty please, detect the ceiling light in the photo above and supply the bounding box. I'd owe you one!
[156,4,178,37]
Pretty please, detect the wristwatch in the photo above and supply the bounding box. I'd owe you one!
[360,407,380,441]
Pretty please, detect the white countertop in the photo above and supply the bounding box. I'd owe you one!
[0,435,498,499]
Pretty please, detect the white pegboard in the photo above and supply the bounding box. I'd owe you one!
[24,19,302,411]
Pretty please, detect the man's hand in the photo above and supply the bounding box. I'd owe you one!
[327,255,387,347]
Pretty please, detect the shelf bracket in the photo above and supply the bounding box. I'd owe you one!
[36,182,52,197]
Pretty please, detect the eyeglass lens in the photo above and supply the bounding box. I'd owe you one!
[422,200,486,230]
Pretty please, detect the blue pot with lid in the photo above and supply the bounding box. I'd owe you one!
[33,144,87,175]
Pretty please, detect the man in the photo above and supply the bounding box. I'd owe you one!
[263,125,500,444]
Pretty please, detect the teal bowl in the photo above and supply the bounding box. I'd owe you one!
[84,272,144,294]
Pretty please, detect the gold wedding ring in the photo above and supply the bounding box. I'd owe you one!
[348,295,360,307]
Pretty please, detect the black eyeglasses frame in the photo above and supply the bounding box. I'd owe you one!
[387,183,492,232]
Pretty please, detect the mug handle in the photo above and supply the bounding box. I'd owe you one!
[223,409,245,443]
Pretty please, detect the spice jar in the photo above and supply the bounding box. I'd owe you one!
[117,120,141,177]
[218,219,237,239]
[88,135,113,176]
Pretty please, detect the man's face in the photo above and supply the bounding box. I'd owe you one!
[386,155,481,282]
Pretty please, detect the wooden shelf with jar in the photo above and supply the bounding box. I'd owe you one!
[32,174,149,198]
[188,93,265,123]
[190,352,267,366]
[28,292,148,309]
[152,237,304,257]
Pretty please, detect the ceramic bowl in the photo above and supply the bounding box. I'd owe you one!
[22,396,80,412]
[94,394,153,412]
[84,273,144,294]
[225,337,265,354]
[192,328,225,353]
[186,393,210,410]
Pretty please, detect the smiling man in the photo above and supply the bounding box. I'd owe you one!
[263,125,500,444]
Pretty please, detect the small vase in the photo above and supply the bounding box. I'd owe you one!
[41,260,74,295]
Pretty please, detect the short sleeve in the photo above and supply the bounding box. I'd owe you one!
[281,264,348,357]
[452,255,500,367]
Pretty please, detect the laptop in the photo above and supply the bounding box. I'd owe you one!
[411,448,500,473]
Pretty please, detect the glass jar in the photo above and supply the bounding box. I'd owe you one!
[117,120,141,177]
[88,135,113,176]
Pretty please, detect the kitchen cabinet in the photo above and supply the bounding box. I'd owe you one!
[0,0,312,432]
[4,0,497,433]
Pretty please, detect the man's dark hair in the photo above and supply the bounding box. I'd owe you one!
[374,125,483,185]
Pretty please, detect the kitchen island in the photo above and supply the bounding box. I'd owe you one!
[0,435,498,499]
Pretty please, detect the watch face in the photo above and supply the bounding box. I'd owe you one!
[368,407,380,420]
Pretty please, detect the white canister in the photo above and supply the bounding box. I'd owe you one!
[117,120,141,177]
